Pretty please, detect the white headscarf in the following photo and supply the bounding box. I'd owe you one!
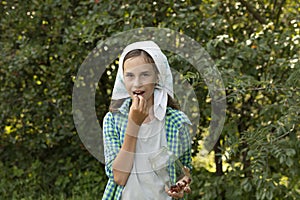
[111,41,174,121]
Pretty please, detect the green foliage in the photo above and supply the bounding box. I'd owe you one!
[0,143,107,199]
[1,0,299,199]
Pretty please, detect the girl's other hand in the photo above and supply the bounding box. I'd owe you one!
[167,166,192,199]
[129,95,148,126]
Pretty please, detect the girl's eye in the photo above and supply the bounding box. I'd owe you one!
[142,73,150,77]
[125,74,134,78]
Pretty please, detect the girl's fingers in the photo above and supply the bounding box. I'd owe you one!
[137,95,147,112]
[143,96,148,110]
[137,95,144,109]
[167,190,184,199]
[132,94,139,108]
[129,95,148,126]
[167,185,191,199]
[184,185,191,193]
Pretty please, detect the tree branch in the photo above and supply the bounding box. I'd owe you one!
[275,0,286,28]
[239,0,267,24]
[213,138,223,176]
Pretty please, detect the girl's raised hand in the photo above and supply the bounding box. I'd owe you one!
[129,95,149,126]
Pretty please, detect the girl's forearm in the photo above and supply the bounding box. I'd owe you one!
[112,121,139,186]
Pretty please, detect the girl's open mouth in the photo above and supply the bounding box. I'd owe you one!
[133,91,145,96]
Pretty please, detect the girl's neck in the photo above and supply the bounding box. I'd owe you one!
[143,105,154,124]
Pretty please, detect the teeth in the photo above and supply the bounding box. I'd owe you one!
[133,91,144,95]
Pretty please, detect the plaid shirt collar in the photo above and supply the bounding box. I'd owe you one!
[118,98,131,116]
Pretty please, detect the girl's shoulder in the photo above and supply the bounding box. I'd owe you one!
[104,98,131,121]
[166,107,191,127]
[103,109,128,126]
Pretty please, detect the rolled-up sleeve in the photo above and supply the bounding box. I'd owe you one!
[179,123,192,170]
[103,112,120,179]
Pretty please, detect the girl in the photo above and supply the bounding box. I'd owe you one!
[102,41,192,199]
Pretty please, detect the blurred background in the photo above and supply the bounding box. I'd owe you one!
[1,0,299,199]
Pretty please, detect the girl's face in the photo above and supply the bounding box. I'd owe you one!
[123,55,157,106]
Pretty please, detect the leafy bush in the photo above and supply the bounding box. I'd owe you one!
[1,0,299,199]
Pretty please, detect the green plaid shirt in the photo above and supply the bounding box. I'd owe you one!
[102,98,192,200]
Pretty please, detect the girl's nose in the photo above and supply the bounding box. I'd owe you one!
[133,77,142,87]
